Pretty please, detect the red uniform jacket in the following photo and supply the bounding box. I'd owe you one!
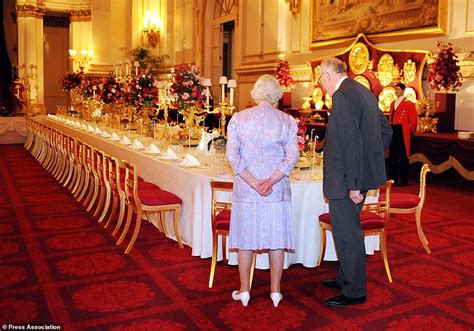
[389,98,418,157]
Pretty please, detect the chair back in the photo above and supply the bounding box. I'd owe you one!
[107,156,123,195]
[210,180,233,233]
[122,160,140,207]
[362,180,392,226]
[418,164,431,204]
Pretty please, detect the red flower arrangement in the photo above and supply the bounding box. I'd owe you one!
[169,64,206,110]
[275,59,294,90]
[427,42,463,92]
[99,73,127,104]
[129,73,158,107]
[80,74,100,98]
[60,71,83,91]
[296,118,309,152]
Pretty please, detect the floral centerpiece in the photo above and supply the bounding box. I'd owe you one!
[169,64,206,110]
[296,118,310,152]
[80,74,100,98]
[99,73,127,104]
[129,73,158,107]
[427,42,463,92]
[60,71,83,91]
[275,59,294,90]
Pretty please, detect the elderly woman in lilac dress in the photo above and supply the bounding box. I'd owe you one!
[226,74,299,307]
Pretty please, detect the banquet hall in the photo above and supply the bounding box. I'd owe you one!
[0,0,473,329]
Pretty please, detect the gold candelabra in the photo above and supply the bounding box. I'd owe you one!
[13,63,38,116]
[69,49,94,72]
[212,102,234,137]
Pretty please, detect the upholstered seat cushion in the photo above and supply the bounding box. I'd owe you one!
[215,210,231,231]
[319,211,384,230]
[113,180,156,192]
[138,188,182,206]
[380,193,420,209]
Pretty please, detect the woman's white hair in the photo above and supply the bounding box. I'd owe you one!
[250,74,283,105]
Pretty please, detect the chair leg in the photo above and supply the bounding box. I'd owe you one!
[94,185,106,217]
[86,178,99,211]
[161,211,171,238]
[415,207,431,254]
[117,206,134,246]
[249,252,256,289]
[173,206,183,248]
[317,225,326,266]
[208,232,219,288]
[104,195,118,228]
[124,209,143,254]
[112,197,126,236]
[76,171,90,202]
[380,231,393,283]
[97,187,111,223]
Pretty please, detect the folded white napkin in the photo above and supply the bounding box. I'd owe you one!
[145,144,161,154]
[81,123,88,130]
[75,122,82,129]
[101,130,111,138]
[94,127,102,135]
[130,139,144,149]
[120,135,131,145]
[110,132,120,141]
[163,147,179,160]
[87,125,95,133]
[179,153,201,167]
[65,119,71,125]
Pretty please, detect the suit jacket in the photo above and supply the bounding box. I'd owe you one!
[389,98,418,158]
[323,78,393,199]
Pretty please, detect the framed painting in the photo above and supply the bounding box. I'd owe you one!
[310,0,447,48]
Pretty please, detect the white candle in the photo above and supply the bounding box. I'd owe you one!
[229,88,234,106]
[134,61,139,76]
[125,63,129,75]
[93,90,96,98]
[135,66,138,76]
[206,86,210,105]
[221,84,225,103]
[219,76,227,103]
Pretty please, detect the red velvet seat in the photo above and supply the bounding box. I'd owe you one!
[215,210,231,231]
[380,193,420,209]
[317,181,393,283]
[138,187,182,206]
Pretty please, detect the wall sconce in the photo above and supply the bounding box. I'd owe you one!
[69,49,94,72]
[142,11,160,48]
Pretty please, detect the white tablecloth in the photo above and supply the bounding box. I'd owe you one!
[37,115,380,269]
[0,117,27,144]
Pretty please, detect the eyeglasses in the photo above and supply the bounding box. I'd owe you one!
[317,72,328,86]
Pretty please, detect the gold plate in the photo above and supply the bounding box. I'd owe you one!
[349,43,370,75]
[378,87,396,113]
[377,54,399,87]
[354,75,371,91]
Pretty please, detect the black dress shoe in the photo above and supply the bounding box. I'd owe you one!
[324,294,366,307]
[321,279,342,290]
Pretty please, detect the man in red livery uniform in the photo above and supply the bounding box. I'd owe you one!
[388,83,418,186]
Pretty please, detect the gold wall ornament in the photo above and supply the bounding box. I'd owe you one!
[378,86,396,112]
[301,97,313,118]
[354,75,371,91]
[404,87,417,104]
[376,54,400,86]
[402,59,417,84]
[416,111,438,133]
[324,93,332,109]
[15,4,45,18]
[312,87,324,110]
[349,43,370,74]
[69,10,91,22]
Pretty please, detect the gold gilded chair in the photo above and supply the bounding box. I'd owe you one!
[209,180,256,288]
[317,181,393,283]
[381,164,431,253]
[117,160,182,254]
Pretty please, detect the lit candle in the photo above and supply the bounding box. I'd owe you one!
[203,79,211,106]
[206,86,210,105]
[118,60,122,76]
[134,61,139,76]
[219,76,227,103]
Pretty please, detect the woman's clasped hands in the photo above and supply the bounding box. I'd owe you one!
[252,178,274,196]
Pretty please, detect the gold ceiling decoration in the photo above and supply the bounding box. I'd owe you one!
[354,75,371,91]
[349,43,370,74]
[69,10,91,22]
[376,54,400,86]
[15,4,45,18]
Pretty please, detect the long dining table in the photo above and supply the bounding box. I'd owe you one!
[36,115,380,269]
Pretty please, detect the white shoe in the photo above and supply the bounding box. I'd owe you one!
[232,290,250,306]
[270,292,283,307]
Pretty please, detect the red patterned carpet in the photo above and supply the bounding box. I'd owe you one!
[1,144,473,330]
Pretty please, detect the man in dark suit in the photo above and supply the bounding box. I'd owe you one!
[318,58,392,307]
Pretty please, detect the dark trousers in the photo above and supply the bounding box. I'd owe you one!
[389,124,409,185]
[328,194,366,298]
